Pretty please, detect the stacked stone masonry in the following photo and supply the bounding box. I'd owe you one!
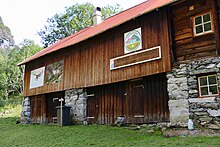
[65,88,87,124]
[20,97,31,124]
[167,57,220,129]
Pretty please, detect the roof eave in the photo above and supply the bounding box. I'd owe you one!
[18,0,178,66]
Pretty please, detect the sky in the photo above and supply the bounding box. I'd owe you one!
[0,0,147,46]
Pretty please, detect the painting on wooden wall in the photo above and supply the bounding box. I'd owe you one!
[30,66,45,89]
[45,60,64,84]
[124,27,142,54]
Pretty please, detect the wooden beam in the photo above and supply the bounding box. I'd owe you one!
[169,0,187,7]
[211,0,220,55]
[166,6,176,63]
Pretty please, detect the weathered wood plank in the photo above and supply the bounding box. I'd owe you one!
[212,0,220,55]
[23,7,171,97]
[171,0,217,61]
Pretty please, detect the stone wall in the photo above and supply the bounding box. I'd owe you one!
[167,64,189,127]
[65,88,87,124]
[189,98,220,129]
[167,57,220,129]
[20,97,31,124]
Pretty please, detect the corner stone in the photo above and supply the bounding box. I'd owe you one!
[169,99,189,127]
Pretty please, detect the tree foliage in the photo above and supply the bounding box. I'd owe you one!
[0,40,42,99]
[38,3,122,47]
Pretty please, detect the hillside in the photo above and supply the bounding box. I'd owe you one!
[0,16,15,49]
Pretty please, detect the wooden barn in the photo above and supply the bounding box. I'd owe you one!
[19,0,220,128]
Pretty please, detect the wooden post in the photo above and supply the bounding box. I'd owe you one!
[59,98,64,126]
[211,0,220,55]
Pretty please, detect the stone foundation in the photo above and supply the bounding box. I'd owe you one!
[168,99,189,127]
[20,97,30,124]
[65,88,87,124]
[167,63,190,127]
[189,98,220,130]
[167,57,220,129]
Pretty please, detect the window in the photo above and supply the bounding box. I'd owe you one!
[198,74,219,97]
[193,12,213,36]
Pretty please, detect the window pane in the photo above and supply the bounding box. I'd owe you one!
[203,13,211,22]
[200,77,207,86]
[195,16,202,25]
[201,87,208,96]
[196,25,203,34]
[209,86,218,95]
[208,76,217,85]
[204,23,212,32]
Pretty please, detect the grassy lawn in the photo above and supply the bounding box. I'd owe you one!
[0,97,22,117]
[0,118,220,146]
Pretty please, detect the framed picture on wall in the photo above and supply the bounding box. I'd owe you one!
[30,66,45,89]
[45,60,64,85]
[124,27,142,54]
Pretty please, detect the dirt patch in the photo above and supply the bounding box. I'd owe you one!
[163,129,220,137]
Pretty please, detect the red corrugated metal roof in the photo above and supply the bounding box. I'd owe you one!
[18,0,176,65]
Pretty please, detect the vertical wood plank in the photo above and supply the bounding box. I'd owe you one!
[211,0,220,55]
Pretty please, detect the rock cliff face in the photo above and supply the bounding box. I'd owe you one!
[0,16,15,49]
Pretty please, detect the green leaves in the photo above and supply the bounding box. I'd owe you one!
[38,3,122,48]
[0,39,43,99]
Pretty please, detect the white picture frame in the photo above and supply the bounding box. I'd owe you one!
[124,27,142,54]
[30,66,45,89]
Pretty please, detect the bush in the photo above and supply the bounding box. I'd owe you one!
[0,95,23,109]
[0,99,4,107]
[0,95,22,117]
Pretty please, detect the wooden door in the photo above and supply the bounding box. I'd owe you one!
[30,95,46,124]
[87,83,125,124]
[125,79,145,124]
[87,93,98,124]
[124,73,169,124]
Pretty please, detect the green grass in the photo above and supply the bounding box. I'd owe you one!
[0,97,22,117]
[0,117,220,147]
[0,104,22,117]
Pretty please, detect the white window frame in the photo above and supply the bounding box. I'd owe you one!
[198,74,219,97]
[193,12,213,36]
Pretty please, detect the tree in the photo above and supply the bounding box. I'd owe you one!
[19,39,43,60]
[0,52,6,98]
[0,39,42,99]
[38,3,122,47]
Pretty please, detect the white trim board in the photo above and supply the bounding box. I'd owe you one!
[110,46,161,70]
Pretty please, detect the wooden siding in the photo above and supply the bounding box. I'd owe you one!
[30,92,64,123]
[23,7,171,97]
[30,95,46,124]
[170,0,218,61]
[87,82,125,124]
[215,0,220,54]
[87,73,169,124]
[24,50,66,96]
